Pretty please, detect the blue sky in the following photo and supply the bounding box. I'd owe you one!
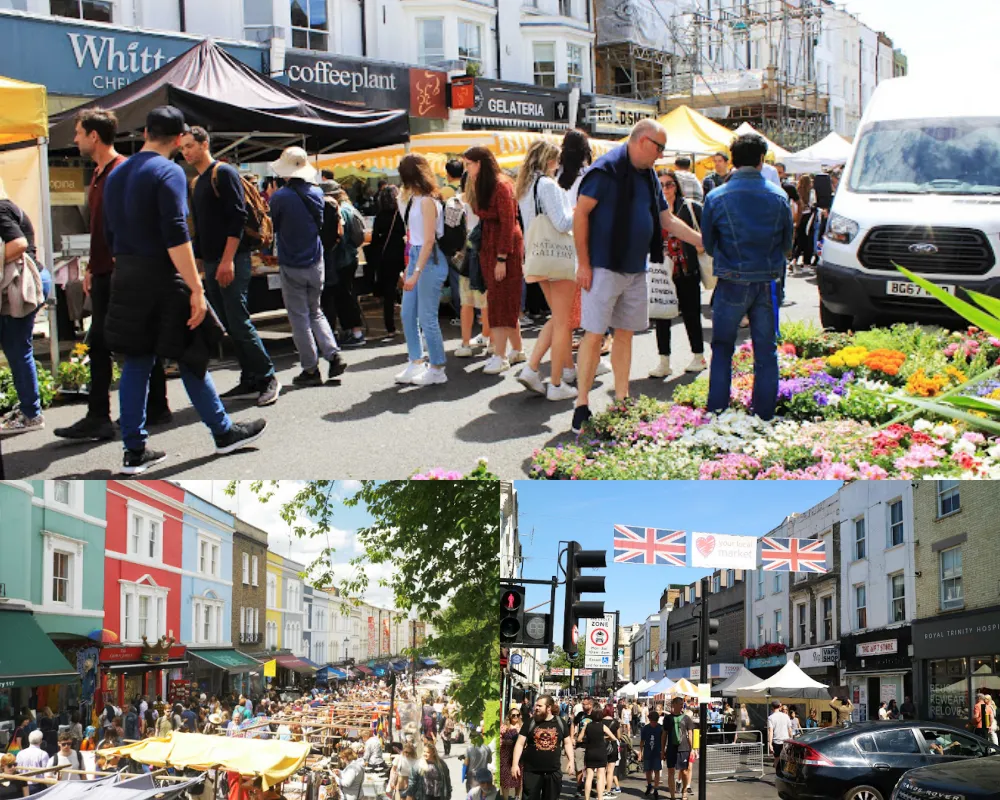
[842,0,999,81]
[514,481,841,642]
[177,480,397,607]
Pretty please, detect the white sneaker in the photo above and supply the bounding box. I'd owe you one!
[486,344,495,356]
[517,366,546,395]
[508,350,526,365]
[596,357,612,376]
[455,345,475,358]
[394,362,426,384]
[649,355,671,378]
[412,366,447,385]
[470,333,488,347]
[482,356,510,375]
[685,354,708,372]
[547,381,578,401]
[562,366,577,384]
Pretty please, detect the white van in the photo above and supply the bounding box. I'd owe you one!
[817,76,1000,330]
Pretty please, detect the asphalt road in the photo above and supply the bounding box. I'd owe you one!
[7,269,823,479]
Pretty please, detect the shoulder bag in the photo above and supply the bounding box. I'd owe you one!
[647,252,679,320]
[684,199,716,290]
[523,177,576,283]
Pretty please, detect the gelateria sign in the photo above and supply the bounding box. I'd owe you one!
[0,12,264,96]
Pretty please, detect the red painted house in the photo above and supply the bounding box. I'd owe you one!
[99,480,188,708]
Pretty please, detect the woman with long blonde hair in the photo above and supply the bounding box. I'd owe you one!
[514,140,578,401]
[463,146,524,374]
[396,154,449,386]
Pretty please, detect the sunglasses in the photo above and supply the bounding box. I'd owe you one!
[645,136,667,153]
[660,181,676,188]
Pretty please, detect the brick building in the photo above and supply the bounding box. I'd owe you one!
[912,481,999,728]
[665,569,745,684]
[232,517,269,696]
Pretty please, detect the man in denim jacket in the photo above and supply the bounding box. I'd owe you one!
[701,133,794,421]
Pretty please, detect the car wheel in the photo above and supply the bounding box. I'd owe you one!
[819,300,853,332]
[844,785,885,800]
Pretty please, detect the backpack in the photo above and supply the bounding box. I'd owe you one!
[209,163,274,251]
[343,203,366,248]
[438,195,468,258]
[320,196,342,252]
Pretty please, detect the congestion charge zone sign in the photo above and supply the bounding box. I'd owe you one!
[584,615,615,669]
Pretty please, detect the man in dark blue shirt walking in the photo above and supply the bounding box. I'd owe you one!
[102,106,267,473]
[701,133,794,421]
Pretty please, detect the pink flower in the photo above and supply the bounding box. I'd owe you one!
[412,467,465,480]
[893,443,946,470]
[962,431,986,444]
[856,462,889,480]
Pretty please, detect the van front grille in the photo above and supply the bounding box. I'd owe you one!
[858,226,994,276]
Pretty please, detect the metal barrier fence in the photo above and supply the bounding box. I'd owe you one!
[704,730,766,782]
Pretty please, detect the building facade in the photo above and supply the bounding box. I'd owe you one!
[837,481,916,722]
[265,552,284,653]
[500,481,520,581]
[912,481,999,728]
[0,480,107,723]
[667,570,744,683]
[231,517,268,696]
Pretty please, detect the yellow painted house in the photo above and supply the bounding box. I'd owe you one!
[265,551,283,651]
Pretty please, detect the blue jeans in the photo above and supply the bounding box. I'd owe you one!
[0,268,52,419]
[402,244,448,365]
[448,261,462,315]
[119,354,232,452]
[203,252,275,386]
[707,279,780,421]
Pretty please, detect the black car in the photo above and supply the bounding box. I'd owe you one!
[893,754,1000,800]
[776,721,999,800]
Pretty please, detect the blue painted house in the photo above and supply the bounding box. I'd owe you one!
[179,490,258,696]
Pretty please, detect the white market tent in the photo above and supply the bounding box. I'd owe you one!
[634,679,655,694]
[734,121,791,159]
[645,677,676,696]
[616,682,638,697]
[783,131,854,174]
[738,661,831,700]
[713,666,764,696]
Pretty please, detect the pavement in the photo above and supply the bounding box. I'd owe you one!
[443,738,468,799]
[5,268,823,479]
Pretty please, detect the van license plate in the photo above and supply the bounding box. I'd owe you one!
[886,281,955,297]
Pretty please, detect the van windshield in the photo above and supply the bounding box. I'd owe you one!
[848,117,1000,195]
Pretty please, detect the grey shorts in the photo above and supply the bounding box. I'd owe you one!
[581,268,648,333]
[575,748,586,773]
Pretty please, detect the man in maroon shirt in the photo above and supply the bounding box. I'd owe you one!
[54,108,171,441]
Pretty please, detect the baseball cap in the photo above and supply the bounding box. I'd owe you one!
[474,768,493,785]
[146,106,189,138]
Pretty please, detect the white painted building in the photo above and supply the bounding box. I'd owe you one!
[628,613,662,683]
[837,481,916,721]
[500,481,521,581]
[745,495,840,650]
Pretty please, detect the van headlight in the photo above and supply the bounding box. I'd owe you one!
[826,213,860,244]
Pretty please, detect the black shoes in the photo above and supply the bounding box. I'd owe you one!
[121,448,168,475]
[214,419,267,455]
[327,353,348,380]
[571,404,593,434]
[219,380,259,400]
[293,368,324,387]
[54,416,115,441]
[341,332,366,348]
[256,377,282,407]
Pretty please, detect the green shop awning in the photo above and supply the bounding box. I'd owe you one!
[0,609,78,688]
[188,649,262,674]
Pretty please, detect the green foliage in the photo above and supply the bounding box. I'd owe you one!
[229,476,499,742]
[544,644,588,688]
[672,377,709,409]
[0,362,55,412]
[779,319,823,352]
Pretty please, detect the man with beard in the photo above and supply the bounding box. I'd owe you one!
[511,696,573,800]
[571,696,595,797]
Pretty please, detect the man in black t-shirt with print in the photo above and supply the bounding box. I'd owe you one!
[512,695,574,800]
[572,696,595,797]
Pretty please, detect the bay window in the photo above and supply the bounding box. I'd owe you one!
[533,42,556,88]
[290,0,328,51]
[50,0,112,23]
[418,18,445,67]
[120,577,168,644]
[458,21,483,72]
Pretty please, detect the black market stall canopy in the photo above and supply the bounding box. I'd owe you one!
[49,40,409,159]
[0,609,78,688]
[274,655,317,675]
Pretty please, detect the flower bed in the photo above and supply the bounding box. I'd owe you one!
[530,323,1000,480]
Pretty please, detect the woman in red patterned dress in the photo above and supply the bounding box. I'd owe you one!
[499,707,523,799]
[462,147,524,375]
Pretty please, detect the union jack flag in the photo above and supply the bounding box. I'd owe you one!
[613,525,687,566]
[760,537,828,573]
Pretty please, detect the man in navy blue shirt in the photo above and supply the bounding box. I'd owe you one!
[102,106,267,473]
[571,119,703,434]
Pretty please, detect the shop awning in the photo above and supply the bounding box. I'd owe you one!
[301,658,323,670]
[354,665,374,675]
[0,609,77,688]
[390,660,408,673]
[0,76,47,146]
[275,655,316,674]
[104,660,189,672]
[188,649,261,674]
[421,658,439,667]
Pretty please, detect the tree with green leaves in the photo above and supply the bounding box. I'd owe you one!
[543,643,588,688]
[228,471,499,740]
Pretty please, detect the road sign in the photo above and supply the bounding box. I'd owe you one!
[584,614,615,669]
[511,654,523,665]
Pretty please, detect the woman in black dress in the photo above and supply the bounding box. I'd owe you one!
[578,709,615,800]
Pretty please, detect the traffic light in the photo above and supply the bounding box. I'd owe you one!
[562,541,607,657]
[501,585,524,644]
[706,617,720,657]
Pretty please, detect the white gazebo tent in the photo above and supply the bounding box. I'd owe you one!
[634,679,655,695]
[713,666,764,696]
[738,661,831,699]
[783,131,854,174]
[646,677,677,697]
[734,121,791,160]
[616,682,639,698]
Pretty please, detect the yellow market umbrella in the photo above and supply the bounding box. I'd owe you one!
[98,732,310,789]
[632,105,735,158]
[0,75,47,146]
